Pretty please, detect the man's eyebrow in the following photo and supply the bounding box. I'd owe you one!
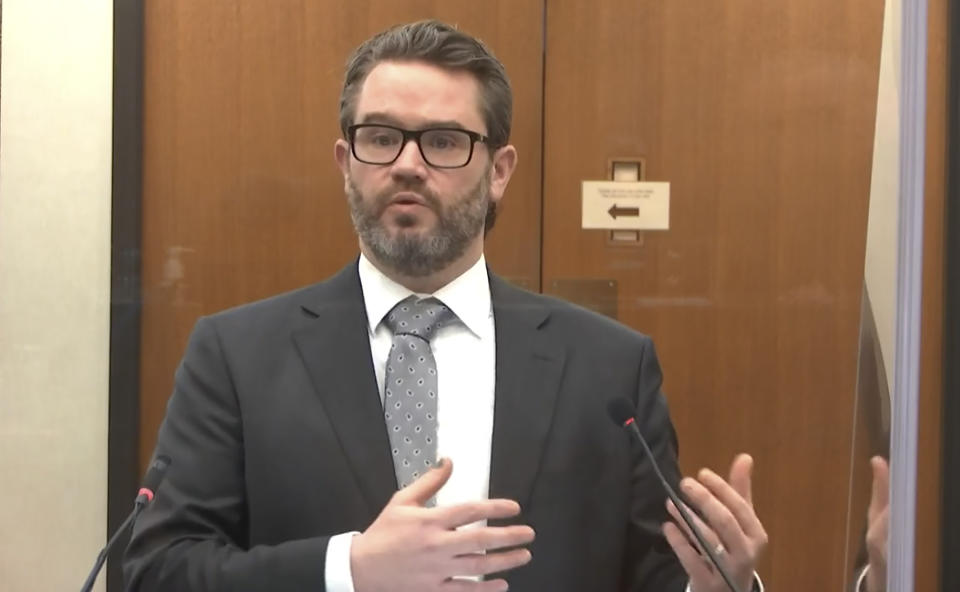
[358,113,468,130]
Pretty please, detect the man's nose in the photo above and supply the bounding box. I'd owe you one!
[390,139,428,178]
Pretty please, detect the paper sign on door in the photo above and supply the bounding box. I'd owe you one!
[581,181,670,230]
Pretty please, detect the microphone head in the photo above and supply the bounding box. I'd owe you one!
[142,455,172,493]
[607,397,637,427]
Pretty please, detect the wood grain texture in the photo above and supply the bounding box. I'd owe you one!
[541,2,883,589]
[915,0,946,587]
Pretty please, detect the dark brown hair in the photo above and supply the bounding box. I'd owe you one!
[339,20,512,149]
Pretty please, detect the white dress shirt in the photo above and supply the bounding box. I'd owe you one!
[325,253,496,591]
[323,254,760,592]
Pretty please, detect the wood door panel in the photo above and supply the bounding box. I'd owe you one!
[139,2,923,590]
[542,1,883,589]
[139,0,544,470]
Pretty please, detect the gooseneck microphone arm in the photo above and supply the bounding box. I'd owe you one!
[79,455,171,592]
[607,398,743,592]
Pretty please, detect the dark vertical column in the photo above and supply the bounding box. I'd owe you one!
[109,0,144,590]
[942,2,960,590]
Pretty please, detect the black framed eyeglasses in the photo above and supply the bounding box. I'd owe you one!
[347,124,489,169]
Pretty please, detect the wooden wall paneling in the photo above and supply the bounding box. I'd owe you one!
[139,0,544,470]
[541,1,883,590]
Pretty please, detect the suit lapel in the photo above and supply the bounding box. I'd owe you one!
[289,266,566,515]
[292,262,397,516]
[488,275,565,510]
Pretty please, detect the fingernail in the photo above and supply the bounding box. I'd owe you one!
[435,458,445,469]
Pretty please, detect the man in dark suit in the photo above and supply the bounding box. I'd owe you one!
[124,20,767,592]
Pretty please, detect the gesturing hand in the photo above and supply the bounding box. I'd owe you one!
[864,456,889,592]
[351,458,535,592]
[662,453,767,592]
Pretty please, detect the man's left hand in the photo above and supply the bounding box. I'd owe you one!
[662,453,768,592]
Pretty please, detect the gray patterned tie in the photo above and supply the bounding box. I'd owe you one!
[382,296,454,495]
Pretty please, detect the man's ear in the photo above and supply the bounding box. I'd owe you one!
[487,144,518,206]
[334,139,351,177]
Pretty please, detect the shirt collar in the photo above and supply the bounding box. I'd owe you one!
[358,253,492,338]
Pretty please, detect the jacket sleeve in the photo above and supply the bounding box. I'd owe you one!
[624,336,689,592]
[123,316,330,591]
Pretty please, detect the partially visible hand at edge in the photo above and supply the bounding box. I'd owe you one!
[864,456,889,592]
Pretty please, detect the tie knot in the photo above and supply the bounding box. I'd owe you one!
[384,296,454,340]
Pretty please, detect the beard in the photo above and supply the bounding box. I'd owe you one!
[346,172,491,278]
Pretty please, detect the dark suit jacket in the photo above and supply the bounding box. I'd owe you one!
[124,261,688,591]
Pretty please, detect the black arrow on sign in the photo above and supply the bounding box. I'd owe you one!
[607,204,640,219]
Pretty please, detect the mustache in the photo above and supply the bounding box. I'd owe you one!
[373,183,442,214]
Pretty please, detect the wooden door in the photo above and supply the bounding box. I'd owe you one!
[140,1,887,590]
[139,0,545,470]
[541,2,882,590]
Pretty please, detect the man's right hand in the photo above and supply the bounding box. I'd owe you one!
[350,458,535,592]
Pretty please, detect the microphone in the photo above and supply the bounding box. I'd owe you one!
[79,455,171,592]
[607,398,743,592]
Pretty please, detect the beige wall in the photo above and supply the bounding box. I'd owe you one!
[0,0,112,590]
[864,0,901,414]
